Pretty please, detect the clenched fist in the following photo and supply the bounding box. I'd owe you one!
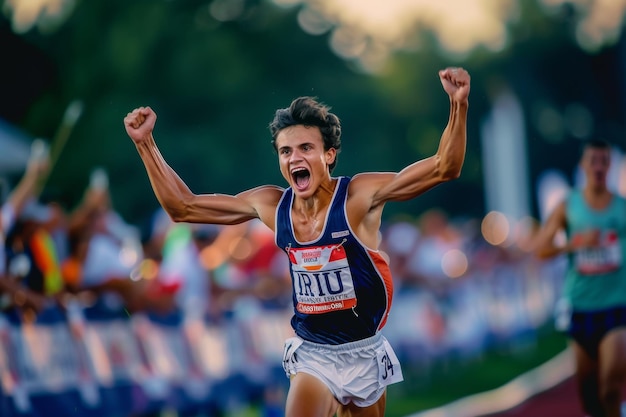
[438,67,470,103]
[124,106,157,145]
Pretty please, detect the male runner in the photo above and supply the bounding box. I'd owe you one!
[124,67,470,417]
[534,139,626,417]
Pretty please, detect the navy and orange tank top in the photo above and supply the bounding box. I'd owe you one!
[275,176,394,344]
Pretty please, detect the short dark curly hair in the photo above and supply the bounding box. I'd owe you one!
[269,96,342,173]
[582,138,611,152]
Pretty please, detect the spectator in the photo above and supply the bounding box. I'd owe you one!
[0,140,54,315]
[63,168,144,312]
[156,221,220,319]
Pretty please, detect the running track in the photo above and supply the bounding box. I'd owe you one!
[480,376,584,417]
[483,376,626,417]
[406,349,625,417]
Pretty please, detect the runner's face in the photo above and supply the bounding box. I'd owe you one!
[275,125,336,198]
[581,147,610,189]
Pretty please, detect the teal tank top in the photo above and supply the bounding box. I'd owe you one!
[564,190,626,310]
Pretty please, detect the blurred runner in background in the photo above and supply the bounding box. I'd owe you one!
[534,139,626,417]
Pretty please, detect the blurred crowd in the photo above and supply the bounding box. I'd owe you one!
[0,143,565,417]
[0,142,294,325]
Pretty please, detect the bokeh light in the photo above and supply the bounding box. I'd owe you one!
[119,245,140,269]
[540,0,626,52]
[274,0,517,71]
[514,216,540,252]
[272,0,626,71]
[3,0,76,33]
[441,248,468,278]
[481,211,511,246]
[5,0,625,71]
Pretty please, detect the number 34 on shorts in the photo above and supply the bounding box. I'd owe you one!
[377,339,403,385]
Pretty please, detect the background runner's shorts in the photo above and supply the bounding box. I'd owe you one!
[568,306,626,359]
[282,333,404,407]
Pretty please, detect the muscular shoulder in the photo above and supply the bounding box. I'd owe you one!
[344,173,395,248]
[237,185,284,202]
[348,172,395,197]
[237,185,285,229]
[348,172,396,212]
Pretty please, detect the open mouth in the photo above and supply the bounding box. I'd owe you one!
[291,167,311,190]
[593,172,605,182]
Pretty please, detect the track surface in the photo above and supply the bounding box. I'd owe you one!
[479,376,584,417]
[481,377,626,417]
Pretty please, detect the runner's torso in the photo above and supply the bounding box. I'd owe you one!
[275,176,394,344]
[564,190,626,310]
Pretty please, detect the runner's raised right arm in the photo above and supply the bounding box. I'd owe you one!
[124,106,283,226]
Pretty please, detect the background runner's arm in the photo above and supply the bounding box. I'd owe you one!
[534,201,572,259]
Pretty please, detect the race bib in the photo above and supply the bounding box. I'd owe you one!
[282,336,304,376]
[574,230,622,275]
[376,338,403,386]
[288,243,357,314]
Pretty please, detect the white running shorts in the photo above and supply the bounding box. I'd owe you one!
[282,333,403,407]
